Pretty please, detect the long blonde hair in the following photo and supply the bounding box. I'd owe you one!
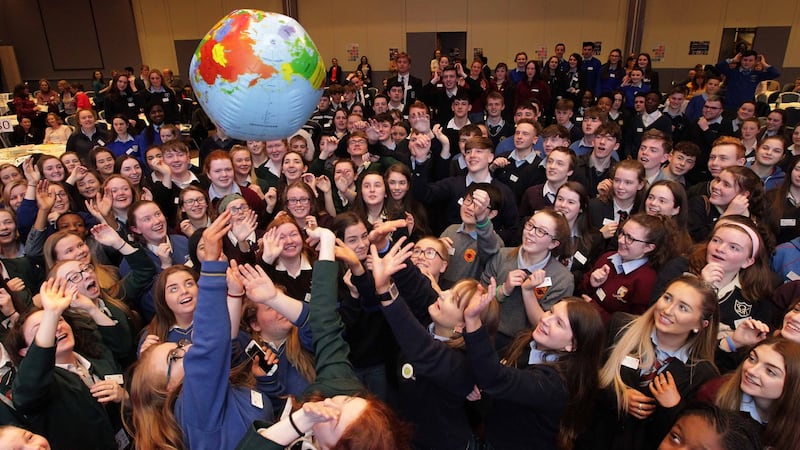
[44,230,121,297]
[599,275,719,415]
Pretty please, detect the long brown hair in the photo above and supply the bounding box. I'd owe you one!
[241,300,316,383]
[148,265,199,341]
[502,298,605,450]
[48,259,134,322]
[330,396,412,450]
[716,337,800,450]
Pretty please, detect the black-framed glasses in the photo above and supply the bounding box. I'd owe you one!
[182,198,206,206]
[64,264,94,284]
[286,197,310,205]
[411,247,444,260]
[166,339,190,385]
[618,229,652,245]
[703,105,722,110]
[523,221,556,240]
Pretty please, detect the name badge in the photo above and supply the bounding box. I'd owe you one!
[127,102,135,107]
[636,128,643,132]
[115,429,131,450]
[788,271,800,281]
[610,73,616,78]
[780,218,796,227]
[596,288,606,301]
[574,251,587,265]
[104,374,124,385]
[97,139,106,146]
[532,88,539,93]
[537,277,553,288]
[509,174,519,182]
[622,355,639,370]
[162,97,170,103]
[250,390,264,409]
[602,218,615,226]
[587,67,594,71]
[457,197,464,205]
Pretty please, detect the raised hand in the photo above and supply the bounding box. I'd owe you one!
[35,180,54,211]
[90,379,127,404]
[316,175,332,194]
[22,157,41,183]
[200,211,232,262]
[231,209,258,243]
[501,269,528,296]
[260,227,283,265]
[369,237,413,292]
[464,277,495,330]
[38,277,73,315]
[91,223,125,249]
[237,263,277,304]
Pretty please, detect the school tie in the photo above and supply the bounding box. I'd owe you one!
[545,192,555,205]
[618,210,629,222]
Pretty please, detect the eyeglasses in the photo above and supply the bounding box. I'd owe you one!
[618,229,652,245]
[165,339,190,385]
[64,264,94,284]
[228,205,250,215]
[182,198,206,206]
[461,197,474,206]
[703,105,722,110]
[523,221,556,240]
[52,191,68,199]
[286,197,310,205]
[411,247,444,260]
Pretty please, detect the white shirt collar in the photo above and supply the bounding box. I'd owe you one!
[274,254,312,279]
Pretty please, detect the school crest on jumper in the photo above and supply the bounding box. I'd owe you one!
[534,286,548,300]
[613,286,629,303]
[734,299,752,318]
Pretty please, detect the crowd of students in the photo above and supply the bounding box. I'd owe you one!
[0,41,798,450]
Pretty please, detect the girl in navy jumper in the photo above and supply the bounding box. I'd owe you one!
[138,265,199,355]
[126,212,275,450]
[589,275,719,450]
[369,237,499,449]
[580,213,679,324]
[463,285,605,450]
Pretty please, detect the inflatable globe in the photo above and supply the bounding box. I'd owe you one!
[190,10,325,141]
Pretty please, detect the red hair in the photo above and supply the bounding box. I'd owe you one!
[331,397,411,450]
[203,150,233,174]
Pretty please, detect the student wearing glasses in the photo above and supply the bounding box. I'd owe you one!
[579,213,680,324]
[7,275,130,450]
[481,209,573,350]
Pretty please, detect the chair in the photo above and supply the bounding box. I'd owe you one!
[367,87,379,99]
[5,101,14,115]
[778,92,800,105]
[755,93,769,104]
[65,114,77,127]
[98,110,106,121]
[785,108,800,128]
[767,91,781,103]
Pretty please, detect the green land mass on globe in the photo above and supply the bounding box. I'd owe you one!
[193,10,325,93]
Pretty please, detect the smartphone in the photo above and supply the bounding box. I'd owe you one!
[244,340,278,376]
[180,211,188,221]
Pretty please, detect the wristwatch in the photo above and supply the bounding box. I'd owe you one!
[377,283,399,302]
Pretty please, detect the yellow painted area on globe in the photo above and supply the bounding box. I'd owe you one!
[190,9,325,140]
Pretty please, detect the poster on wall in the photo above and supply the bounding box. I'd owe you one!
[389,48,399,60]
[346,43,359,62]
[689,41,710,55]
[473,48,483,59]
[651,43,666,62]
[533,45,547,61]
[593,41,602,55]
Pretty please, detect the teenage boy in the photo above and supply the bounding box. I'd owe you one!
[662,141,699,187]
[624,92,672,158]
[424,63,481,126]
[439,183,504,285]
[484,91,514,148]
[716,50,780,111]
[684,95,734,181]
[573,122,621,197]
[519,146,577,217]
[446,91,472,132]
[386,80,406,115]
[637,129,672,185]
[580,42,602,93]
[411,135,519,244]
[449,124,484,177]
[662,87,690,142]
[311,93,335,131]
[494,101,544,155]
[686,136,746,197]
[491,119,545,203]
[509,52,528,84]
[570,106,607,156]
[554,99,582,143]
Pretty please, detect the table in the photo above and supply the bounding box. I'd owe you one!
[0,144,66,166]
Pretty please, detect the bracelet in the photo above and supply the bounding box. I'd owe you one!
[115,241,127,251]
[27,183,36,187]
[288,411,305,437]
[475,217,491,229]
[227,292,245,298]
[725,336,737,352]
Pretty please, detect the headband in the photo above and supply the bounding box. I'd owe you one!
[722,223,760,259]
